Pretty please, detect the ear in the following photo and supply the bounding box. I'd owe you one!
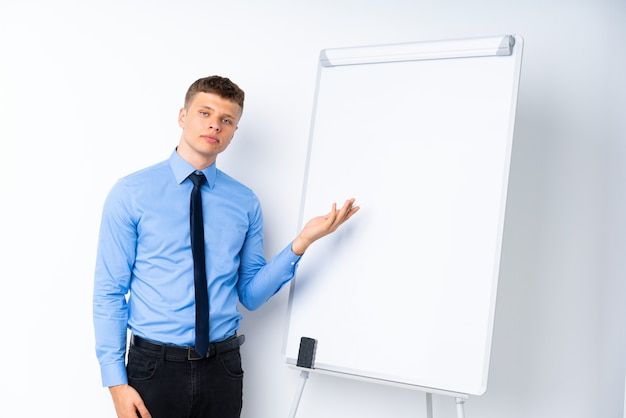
[178,107,187,128]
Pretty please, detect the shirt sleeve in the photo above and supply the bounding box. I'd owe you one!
[92,180,136,387]
[236,203,302,311]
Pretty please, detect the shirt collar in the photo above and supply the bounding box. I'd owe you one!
[168,148,217,188]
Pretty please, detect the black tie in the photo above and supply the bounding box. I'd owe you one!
[189,172,209,356]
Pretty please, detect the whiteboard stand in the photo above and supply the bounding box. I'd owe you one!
[288,370,309,418]
[426,393,433,418]
[455,397,466,418]
[287,365,470,418]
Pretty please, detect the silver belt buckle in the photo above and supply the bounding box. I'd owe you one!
[187,346,204,360]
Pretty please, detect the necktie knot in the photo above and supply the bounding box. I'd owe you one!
[189,171,207,187]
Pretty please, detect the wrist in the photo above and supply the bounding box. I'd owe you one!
[291,236,312,256]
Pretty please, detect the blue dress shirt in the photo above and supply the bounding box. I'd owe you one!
[93,150,301,387]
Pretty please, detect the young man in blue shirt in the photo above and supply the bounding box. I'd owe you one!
[93,75,359,418]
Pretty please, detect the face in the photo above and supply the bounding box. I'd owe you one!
[177,92,242,169]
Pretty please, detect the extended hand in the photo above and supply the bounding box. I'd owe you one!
[291,198,360,255]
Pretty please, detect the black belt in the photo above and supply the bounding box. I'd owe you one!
[131,334,245,361]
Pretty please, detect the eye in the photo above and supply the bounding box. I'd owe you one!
[222,118,232,125]
[200,111,209,117]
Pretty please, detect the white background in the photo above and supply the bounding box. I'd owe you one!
[0,1,624,417]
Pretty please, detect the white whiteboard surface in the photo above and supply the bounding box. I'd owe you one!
[283,35,523,397]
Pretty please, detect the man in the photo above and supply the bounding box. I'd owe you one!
[93,75,359,418]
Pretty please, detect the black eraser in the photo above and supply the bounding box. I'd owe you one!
[296,337,317,369]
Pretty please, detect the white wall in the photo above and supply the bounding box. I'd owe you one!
[0,1,624,417]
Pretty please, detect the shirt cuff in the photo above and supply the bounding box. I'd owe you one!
[100,362,128,388]
[286,243,303,268]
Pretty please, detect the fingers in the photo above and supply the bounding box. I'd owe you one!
[327,198,359,230]
[137,404,152,418]
[342,198,360,219]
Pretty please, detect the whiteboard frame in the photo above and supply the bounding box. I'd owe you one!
[283,34,524,398]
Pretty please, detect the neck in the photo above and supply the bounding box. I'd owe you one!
[176,142,217,171]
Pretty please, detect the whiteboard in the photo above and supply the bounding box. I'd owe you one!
[283,35,523,397]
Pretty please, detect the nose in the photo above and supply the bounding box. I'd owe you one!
[208,118,221,132]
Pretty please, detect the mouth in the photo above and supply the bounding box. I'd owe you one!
[201,135,219,144]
